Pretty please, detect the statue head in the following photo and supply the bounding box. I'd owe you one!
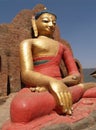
[32,11,57,38]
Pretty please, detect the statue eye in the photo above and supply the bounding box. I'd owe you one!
[42,19,49,23]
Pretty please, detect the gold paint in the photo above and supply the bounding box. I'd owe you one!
[20,11,96,116]
[31,16,38,37]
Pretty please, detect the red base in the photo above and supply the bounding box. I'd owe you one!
[2,97,96,130]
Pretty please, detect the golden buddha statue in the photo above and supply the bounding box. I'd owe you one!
[2,10,96,130]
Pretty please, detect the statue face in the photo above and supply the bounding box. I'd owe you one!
[36,13,56,37]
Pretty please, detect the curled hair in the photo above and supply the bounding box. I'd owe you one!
[35,11,57,20]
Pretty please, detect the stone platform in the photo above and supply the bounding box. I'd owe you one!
[1,93,96,130]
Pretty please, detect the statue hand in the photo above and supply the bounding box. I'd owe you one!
[49,80,73,115]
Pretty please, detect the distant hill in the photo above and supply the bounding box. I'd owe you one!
[83,68,96,82]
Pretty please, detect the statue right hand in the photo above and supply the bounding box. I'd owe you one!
[49,79,73,115]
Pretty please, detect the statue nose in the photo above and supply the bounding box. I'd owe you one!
[49,22,54,27]
[48,22,55,31]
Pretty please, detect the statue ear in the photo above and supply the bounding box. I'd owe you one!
[31,16,38,37]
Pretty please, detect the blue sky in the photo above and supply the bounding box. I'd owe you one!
[0,0,96,68]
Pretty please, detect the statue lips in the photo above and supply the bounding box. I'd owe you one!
[46,26,55,34]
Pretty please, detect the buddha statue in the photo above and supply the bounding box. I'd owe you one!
[2,9,96,130]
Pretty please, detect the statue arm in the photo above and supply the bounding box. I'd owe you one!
[62,45,81,86]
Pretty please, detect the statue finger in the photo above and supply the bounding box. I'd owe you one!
[59,92,68,113]
[30,87,36,92]
[68,92,73,111]
[56,92,64,106]
[67,92,72,115]
[64,92,72,115]
[64,92,70,114]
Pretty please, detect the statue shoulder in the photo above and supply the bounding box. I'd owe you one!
[20,38,38,48]
[20,39,33,44]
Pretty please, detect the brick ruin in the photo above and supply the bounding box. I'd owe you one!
[0,4,83,97]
